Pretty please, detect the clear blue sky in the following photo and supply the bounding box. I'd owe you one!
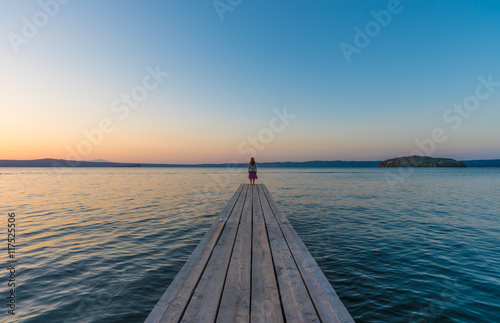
[1,0,499,163]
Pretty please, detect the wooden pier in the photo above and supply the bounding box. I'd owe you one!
[146,184,353,323]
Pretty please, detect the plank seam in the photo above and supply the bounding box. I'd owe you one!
[249,185,253,321]
[261,185,352,322]
[175,185,246,322]
[261,185,323,322]
[257,184,288,322]
[214,186,248,322]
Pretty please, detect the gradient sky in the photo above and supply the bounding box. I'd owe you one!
[1,0,499,163]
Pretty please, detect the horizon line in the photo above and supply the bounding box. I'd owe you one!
[1,156,500,166]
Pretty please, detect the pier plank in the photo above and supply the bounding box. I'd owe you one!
[261,185,353,323]
[146,184,353,323]
[181,185,248,322]
[145,184,244,323]
[251,185,284,323]
[216,186,253,323]
[257,185,320,322]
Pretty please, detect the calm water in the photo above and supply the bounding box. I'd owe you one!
[1,167,499,322]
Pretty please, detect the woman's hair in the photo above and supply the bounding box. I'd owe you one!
[249,157,255,166]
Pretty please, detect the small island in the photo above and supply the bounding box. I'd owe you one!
[378,155,466,168]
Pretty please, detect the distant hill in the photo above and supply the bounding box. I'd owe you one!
[0,159,141,167]
[0,159,379,168]
[1,158,499,168]
[379,156,466,167]
[89,159,111,163]
[463,159,500,167]
[250,160,380,168]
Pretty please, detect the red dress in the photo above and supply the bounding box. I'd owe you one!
[249,164,258,179]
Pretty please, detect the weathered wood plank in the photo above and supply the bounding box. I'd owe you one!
[180,185,248,322]
[261,185,353,323]
[256,184,320,322]
[147,184,353,323]
[251,185,284,323]
[145,184,245,323]
[216,185,253,323]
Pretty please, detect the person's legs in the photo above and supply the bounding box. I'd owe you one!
[249,171,256,185]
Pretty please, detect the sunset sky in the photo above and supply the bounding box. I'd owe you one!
[1,1,500,163]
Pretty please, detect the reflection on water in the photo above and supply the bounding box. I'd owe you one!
[1,167,499,322]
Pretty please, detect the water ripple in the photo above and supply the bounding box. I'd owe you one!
[1,168,499,322]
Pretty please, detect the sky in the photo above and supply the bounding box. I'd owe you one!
[1,0,499,163]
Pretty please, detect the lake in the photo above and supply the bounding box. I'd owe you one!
[1,167,499,322]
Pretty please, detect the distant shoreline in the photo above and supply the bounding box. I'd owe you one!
[1,158,500,167]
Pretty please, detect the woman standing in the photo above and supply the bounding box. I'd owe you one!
[248,157,258,185]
